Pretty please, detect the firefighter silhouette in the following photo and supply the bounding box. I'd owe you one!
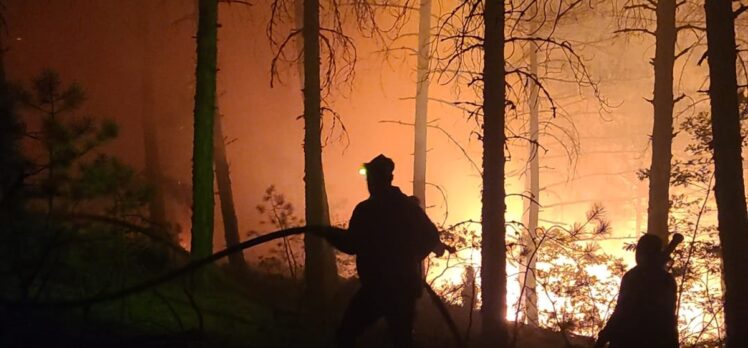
[595,234,679,348]
[325,154,443,348]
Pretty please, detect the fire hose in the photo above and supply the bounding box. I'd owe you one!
[9,226,466,348]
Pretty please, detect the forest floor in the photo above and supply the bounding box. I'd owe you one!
[1,265,281,347]
[1,273,594,347]
[0,232,593,348]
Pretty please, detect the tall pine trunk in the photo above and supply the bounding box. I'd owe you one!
[0,32,23,208]
[303,0,338,305]
[480,0,508,345]
[646,0,676,241]
[521,41,539,327]
[190,0,218,260]
[140,6,168,230]
[214,112,246,269]
[412,0,431,207]
[704,1,748,346]
[0,33,12,199]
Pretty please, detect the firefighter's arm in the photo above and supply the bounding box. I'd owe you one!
[666,276,680,348]
[596,312,616,348]
[407,196,455,258]
[595,318,613,347]
[596,273,633,346]
[324,204,365,255]
[324,228,356,255]
[432,241,457,257]
[594,331,610,348]
[412,203,443,259]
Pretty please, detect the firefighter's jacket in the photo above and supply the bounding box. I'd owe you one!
[600,264,679,348]
[329,186,440,297]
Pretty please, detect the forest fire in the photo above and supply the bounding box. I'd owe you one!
[2,0,747,347]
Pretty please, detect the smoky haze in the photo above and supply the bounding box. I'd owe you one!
[3,0,722,265]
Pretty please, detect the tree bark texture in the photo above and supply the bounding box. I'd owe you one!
[704,1,748,346]
[413,0,431,208]
[190,0,218,260]
[646,0,676,241]
[303,0,338,305]
[214,113,246,269]
[480,0,509,345]
[522,40,540,327]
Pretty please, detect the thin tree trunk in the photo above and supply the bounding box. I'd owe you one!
[190,0,218,260]
[480,0,508,345]
[521,41,540,327]
[704,1,748,346]
[412,0,431,208]
[0,32,22,208]
[0,33,12,201]
[646,0,676,241]
[295,0,304,83]
[0,34,4,83]
[214,112,246,270]
[303,0,338,305]
[140,5,168,230]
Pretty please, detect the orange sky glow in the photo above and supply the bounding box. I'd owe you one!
[7,0,742,340]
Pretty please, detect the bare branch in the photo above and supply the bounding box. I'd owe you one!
[614,28,656,36]
[624,3,656,11]
[676,24,706,34]
[379,119,483,175]
[675,41,701,61]
[735,5,748,19]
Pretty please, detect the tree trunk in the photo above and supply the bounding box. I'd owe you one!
[303,0,338,305]
[646,0,676,241]
[139,5,168,231]
[704,1,748,346]
[214,112,246,270]
[0,33,22,207]
[190,0,218,260]
[0,34,11,199]
[412,0,431,208]
[521,41,540,327]
[480,0,508,345]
